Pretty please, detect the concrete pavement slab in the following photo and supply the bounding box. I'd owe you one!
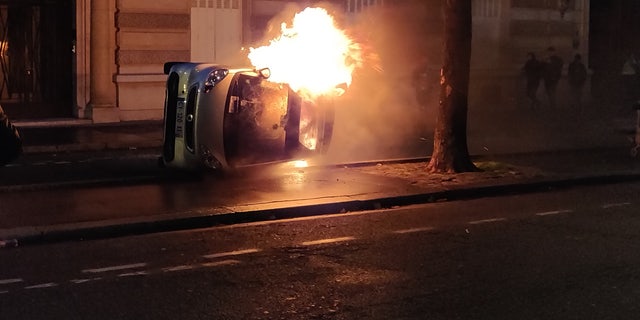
[3,103,640,247]
[2,148,640,247]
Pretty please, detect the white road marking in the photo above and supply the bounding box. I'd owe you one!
[118,271,148,277]
[392,227,434,234]
[602,202,631,209]
[468,218,507,225]
[163,265,195,272]
[535,209,573,216]
[25,283,58,289]
[302,236,355,246]
[0,290,8,294]
[53,161,72,165]
[71,279,91,284]
[70,278,102,284]
[82,263,147,274]
[0,278,23,285]
[201,260,240,268]
[203,248,261,259]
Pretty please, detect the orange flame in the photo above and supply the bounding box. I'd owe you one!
[248,7,363,100]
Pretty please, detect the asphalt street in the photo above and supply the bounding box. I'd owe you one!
[2,181,639,319]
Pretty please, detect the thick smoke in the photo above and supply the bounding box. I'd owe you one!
[322,1,442,163]
[248,1,443,164]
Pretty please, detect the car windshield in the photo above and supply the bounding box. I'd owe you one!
[225,74,290,166]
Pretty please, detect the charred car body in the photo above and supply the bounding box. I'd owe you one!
[161,62,334,171]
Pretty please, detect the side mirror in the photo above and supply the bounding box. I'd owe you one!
[257,68,271,79]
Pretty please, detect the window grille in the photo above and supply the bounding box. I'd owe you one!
[473,0,500,18]
[346,0,384,14]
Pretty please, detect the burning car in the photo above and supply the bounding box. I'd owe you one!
[160,62,334,171]
[160,7,364,171]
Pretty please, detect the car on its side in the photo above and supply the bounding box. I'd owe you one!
[161,62,334,171]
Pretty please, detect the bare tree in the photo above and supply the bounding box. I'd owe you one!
[427,0,478,173]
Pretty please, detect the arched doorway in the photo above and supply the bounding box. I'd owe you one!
[0,0,74,120]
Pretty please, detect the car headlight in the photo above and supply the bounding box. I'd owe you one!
[204,69,229,93]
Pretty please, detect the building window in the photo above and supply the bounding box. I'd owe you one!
[346,0,384,14]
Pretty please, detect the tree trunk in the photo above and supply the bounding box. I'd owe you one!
[427,0,478,173]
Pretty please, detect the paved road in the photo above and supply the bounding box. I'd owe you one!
[2,181,639,319]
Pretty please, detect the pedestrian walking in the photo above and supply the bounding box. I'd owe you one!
[542,46,563,108]
[0,105,22,166]
[411,58,438,110]
[621,53,639,107]
[568,53,588,110]
[522,52,543,109]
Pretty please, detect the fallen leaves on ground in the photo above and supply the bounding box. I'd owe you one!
[350,160,547,188]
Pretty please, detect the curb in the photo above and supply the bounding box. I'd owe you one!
[3,172,640,248]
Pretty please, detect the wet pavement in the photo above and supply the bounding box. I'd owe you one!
[15,119,163,154]
[2,107,640,246]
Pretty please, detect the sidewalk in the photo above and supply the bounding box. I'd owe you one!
[14,119,163,154]
[2,111,640,247]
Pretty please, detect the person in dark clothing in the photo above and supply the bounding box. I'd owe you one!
[621,53,640,107]
[568,53,588,109]
[542,46,563,108]
[411,61,438,109]
[0,105,22,166]
[522,52,542,109]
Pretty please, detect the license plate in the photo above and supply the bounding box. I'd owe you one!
[175,99,185,138]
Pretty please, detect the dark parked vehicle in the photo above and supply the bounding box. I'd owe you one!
[0,105,22,166]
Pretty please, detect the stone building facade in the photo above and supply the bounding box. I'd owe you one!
[0,0,591,122]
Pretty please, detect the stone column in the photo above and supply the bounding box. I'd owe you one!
[89,0,119,123]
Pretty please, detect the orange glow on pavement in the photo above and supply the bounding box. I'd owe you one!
[292,160,309,168]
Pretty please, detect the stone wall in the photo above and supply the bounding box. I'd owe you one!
[114,0,190,121]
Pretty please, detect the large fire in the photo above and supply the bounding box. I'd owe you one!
[248,7,363,100]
